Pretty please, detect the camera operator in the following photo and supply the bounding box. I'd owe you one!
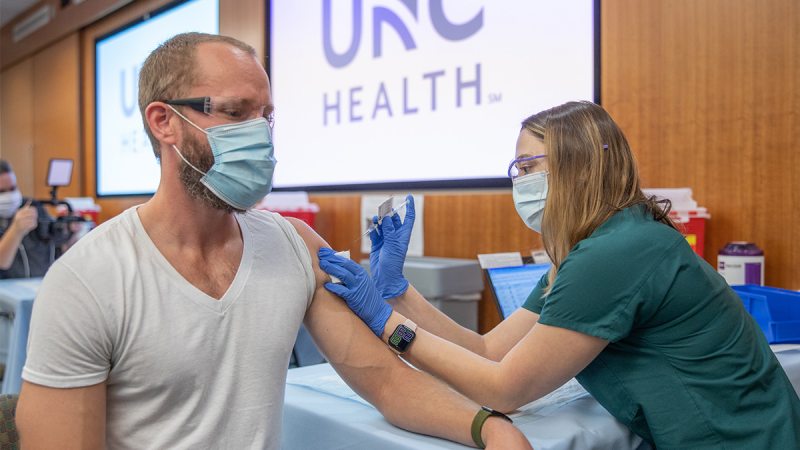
[0,160,67,278]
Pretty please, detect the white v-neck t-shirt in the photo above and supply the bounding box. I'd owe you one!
[23,207,315,449]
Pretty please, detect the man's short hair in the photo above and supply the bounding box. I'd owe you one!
[138,32,257,158]
[0,160,13,175]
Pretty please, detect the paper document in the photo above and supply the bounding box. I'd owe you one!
[477,252,523,269]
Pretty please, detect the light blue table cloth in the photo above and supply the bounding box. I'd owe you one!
[283,347,800,450]
[283,363,647,450]
[0,277,41,394]
[774,346,800,393]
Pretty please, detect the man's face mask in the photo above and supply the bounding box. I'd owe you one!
[168,105,277,210]
[0,189,22,219]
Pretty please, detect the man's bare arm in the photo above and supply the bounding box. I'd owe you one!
[287,218,531,448]
[16,380,106,449]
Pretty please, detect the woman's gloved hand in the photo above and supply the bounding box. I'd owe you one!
[370,194,415,299]
[319,247,392,337]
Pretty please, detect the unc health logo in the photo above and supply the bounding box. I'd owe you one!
[323,0,484,68]
[320,1,491,126]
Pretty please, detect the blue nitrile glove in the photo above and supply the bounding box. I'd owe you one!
[318,247,392,337]
[369,194,415,299]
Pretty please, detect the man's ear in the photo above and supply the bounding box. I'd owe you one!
[145,102,179,145]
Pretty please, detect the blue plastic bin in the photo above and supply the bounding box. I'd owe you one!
[731,285,800,344]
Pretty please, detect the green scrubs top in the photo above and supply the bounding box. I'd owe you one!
[523,205,800,449]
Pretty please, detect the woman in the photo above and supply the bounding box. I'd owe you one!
[319,101,800,449]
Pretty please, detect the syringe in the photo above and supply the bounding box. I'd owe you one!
[357,199,410,239]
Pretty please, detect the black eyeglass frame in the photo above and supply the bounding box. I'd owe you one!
[164,97,212,115]
[163,97,275,127]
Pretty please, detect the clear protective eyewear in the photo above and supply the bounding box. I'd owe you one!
[164,96,275,128]
[508,154,547,179]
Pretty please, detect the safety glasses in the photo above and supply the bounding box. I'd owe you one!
[164,96,274,128]
[507,154,547,179]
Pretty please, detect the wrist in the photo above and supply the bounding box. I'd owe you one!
[382,278,409,300]
[480,416,516,448]
[471,407,512,449]
[8,224,26,240]
[370,301,394,337]
[386,317,417,354]
[381,311,405,342]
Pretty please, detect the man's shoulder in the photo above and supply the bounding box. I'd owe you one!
[242,210,319,245]
[57,207,140,269]
[240,209,281,233]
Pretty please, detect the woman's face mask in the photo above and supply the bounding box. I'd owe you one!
[0,189,22,219]
[168,105,277,210]
[510,130,549,233]
[512,171,548,233]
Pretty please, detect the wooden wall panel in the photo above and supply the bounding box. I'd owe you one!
[0,58,35,196]
[602,0,799,290]
[0,0,133,70]
[32,33,81,200]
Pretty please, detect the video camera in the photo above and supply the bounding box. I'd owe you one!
[28,159,85,244]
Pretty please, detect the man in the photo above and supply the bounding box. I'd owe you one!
[0,160,66,278]
[16,33,531,449]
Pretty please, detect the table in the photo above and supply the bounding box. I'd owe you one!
[283,363,647,450]
[283,347,800,450]
[0,278,41,394]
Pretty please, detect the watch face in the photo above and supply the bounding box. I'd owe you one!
[389,324,416,353]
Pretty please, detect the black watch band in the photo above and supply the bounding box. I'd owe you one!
[471,406,512,449]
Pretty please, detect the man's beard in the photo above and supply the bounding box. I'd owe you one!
[178,130,242,213]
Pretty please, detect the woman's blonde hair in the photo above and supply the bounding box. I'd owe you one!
[522,101,677,292]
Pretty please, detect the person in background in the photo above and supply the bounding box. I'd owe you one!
[15,33,531,450]
[0,160,65,279]
[321,101,800,449]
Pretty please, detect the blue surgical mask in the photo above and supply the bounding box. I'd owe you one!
[169,106,277,210]
[512,171,548,233]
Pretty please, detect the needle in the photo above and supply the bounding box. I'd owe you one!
[353,199,410,242]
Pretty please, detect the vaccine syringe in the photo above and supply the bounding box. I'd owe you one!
[357,198,410,239]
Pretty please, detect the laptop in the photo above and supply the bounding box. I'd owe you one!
[486,262,551,319]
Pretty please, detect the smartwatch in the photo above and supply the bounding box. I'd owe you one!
[471,406,512,449]
[388,319,417,354]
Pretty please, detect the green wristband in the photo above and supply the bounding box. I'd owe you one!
[471,406,512,449]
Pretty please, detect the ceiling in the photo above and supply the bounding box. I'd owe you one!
[0,0,41,29]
